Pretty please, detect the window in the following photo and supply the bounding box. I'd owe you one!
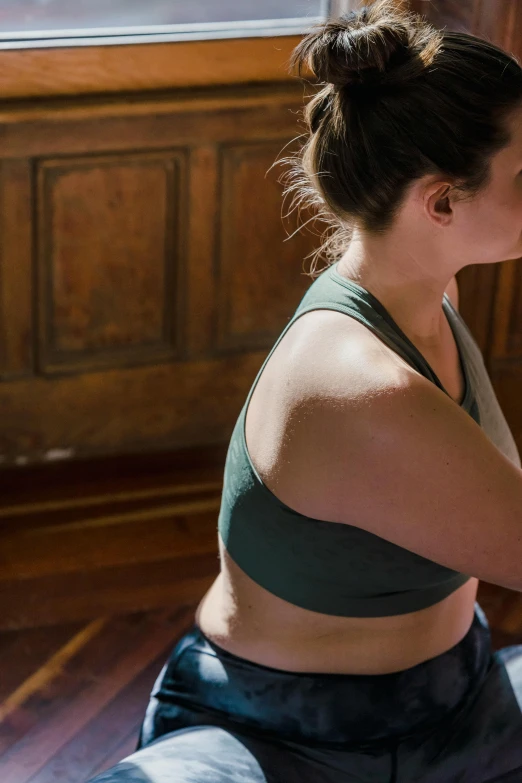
[0,0,341,47]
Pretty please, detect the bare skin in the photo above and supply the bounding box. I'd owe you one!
[196,109,522,674]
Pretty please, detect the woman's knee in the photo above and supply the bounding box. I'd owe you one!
[86,726,270,783]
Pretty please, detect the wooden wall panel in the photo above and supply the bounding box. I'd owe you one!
[0,160,33,382]
[489,260,522,361]
[0,343,272,465]
[37,152,187,374]
[0,83,319,466]
[216,142,313,352]
[455,264,498,358]
[185,145,219,358]
[0,88,308,159]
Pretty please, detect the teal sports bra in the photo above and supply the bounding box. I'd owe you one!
[217,261,516,617]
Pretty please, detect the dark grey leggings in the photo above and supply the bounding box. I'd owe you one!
[87,603,522,782]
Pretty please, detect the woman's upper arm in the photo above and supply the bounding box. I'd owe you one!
[332,376,522,591]
[284,373,522,592]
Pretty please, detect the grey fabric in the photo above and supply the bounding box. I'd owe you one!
[88,728,270,783]
[444,296,521,468]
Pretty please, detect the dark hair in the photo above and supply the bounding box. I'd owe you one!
[283,0,522,274]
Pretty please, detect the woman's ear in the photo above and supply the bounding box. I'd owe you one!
[424,181,454,226]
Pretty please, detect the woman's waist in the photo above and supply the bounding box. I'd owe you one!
[167,596,492,750]
[196,573,481,675]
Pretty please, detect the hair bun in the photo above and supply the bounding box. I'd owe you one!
[293,0,414,88]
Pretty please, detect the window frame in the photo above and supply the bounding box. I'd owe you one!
[0,1,338,50]
[0,0,362,99]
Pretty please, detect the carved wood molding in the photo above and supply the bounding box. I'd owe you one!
[36,151,188,375]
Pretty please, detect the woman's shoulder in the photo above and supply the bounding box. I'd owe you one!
[245,307,414,518]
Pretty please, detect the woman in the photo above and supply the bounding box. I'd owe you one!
[90,2,522,781]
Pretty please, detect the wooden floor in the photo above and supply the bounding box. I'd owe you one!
[0,448,522,783]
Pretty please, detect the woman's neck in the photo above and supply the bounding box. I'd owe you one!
[336,233,456,347]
